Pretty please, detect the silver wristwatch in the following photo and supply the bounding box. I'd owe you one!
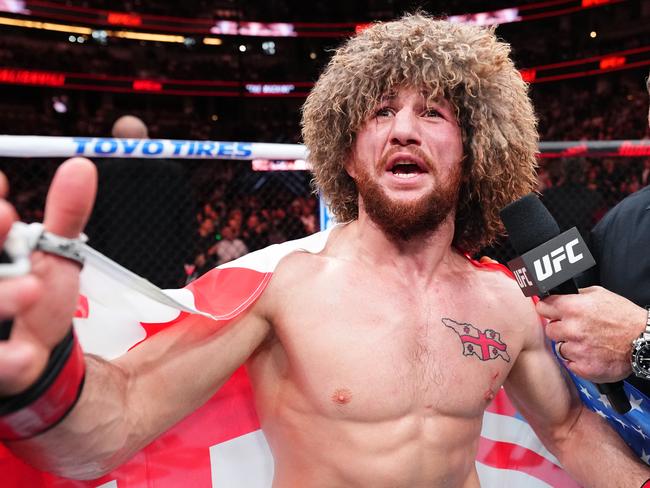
[631,306,650,380]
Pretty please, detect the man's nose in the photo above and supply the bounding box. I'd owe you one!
[389,110,421,146]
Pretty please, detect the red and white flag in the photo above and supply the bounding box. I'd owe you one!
[0,229,579,487]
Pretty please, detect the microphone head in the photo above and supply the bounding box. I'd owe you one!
[500,193,560,254]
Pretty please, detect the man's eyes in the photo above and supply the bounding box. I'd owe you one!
[373,107,444,118]
[375,107,394,117]
[423,108,443,118]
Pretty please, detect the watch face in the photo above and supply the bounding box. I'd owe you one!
[632,342,650,376]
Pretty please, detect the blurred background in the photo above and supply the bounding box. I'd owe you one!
[0,0,648,287]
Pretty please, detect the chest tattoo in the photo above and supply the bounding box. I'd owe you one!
[441,318,510,363]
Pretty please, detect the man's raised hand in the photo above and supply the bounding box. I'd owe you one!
[0,158,96,395]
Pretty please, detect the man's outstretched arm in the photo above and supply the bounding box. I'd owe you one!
[0,159,271,479]
[6,309,271,479]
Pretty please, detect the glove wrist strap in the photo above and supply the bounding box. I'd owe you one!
[0,328,85,441]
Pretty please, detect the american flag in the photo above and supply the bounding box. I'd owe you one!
[568,369,650,463]
[0,229,591,487]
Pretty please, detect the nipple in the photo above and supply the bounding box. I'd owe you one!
[332,388,352,405]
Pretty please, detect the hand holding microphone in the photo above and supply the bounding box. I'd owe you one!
[536,286,647,383]
[500,193,632,413]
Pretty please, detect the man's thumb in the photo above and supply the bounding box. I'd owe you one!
[43,158,97,238]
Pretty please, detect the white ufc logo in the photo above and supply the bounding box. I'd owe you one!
[533,239,583,281]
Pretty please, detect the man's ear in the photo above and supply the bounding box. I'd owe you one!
[344,152,357,179]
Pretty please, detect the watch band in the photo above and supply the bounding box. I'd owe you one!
[641,305,650,341]
[630,306,650,379]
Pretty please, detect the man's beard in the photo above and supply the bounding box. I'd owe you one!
[355,163,462,242]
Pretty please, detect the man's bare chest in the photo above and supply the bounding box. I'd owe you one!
[263,283,522,421]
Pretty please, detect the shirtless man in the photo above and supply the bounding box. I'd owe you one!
[0,14,648,488]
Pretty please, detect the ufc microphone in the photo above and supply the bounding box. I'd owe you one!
[500,193,630,414]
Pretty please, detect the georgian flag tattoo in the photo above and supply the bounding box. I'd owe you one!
[442,318,510,363]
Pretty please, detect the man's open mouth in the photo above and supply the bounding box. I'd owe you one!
[386,159,427,179]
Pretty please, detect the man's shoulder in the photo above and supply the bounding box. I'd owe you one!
[270,247,334,287]
[476,264,523,295]
[461,255,518,287]
[461,257,537,314]
[599,186,650,222]
[593,186,650,238]
[230,229,335,290]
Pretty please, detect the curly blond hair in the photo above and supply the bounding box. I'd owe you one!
[302,13,538,253]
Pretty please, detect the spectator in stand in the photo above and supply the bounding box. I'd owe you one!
[185,251,217,284]
[266,208,289,244]
[285,199,308,240]
[241,213,269,252]
[586,163,601,192]
[213,225,248,265]
[195,217,217,257]
[299,198,317,234]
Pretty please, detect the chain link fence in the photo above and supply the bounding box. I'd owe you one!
[0,157,318,289]
[1,155,647,285]
[481,156,650,264]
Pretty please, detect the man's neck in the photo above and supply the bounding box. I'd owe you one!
[342,211,460,283]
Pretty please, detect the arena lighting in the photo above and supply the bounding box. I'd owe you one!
[0,16,187,43]
[354,23,372,34]
[132,79,163,91]
[0,68,64,86]
[520,68,537,82]
[0,45,648,95]
[0,0,28,14]
[600,55,626,69]
[448,8,521,26]
[203,37,223,45]
[111,30,185,43]
[51,95,67,113]
[262,41,276,55]
[0,15,91,34]
[582,0,614,6]
[210,20,296,37]
[91,29,107,45]
[106,12,142,27]
[0,0,627,40]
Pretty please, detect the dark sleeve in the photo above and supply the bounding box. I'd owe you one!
[575,226,601,288]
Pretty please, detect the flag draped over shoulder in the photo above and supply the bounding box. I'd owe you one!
[569,370,650,463]
[0,228,628,487]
